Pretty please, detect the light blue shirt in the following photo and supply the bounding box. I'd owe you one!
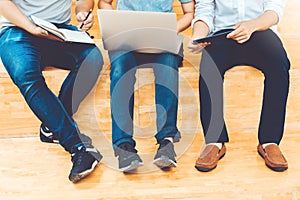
[116,0,192,12]
[192,0,286,34]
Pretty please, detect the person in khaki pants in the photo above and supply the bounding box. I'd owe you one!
[188,0,290,172]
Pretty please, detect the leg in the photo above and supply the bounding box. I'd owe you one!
[0,27,103,182]
[242,30,289,171]
[0,27,82,152]
[150,51,182,169]
[40,31,103,116]
[109,50,138,148]
[38,28,102,144]
[152,52,181,143]
[242,30,290,145]
[108,51,143,172]
[195,36,244,172]
[199,50,229,144]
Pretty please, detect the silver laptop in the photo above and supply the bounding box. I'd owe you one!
[97,9,182,54]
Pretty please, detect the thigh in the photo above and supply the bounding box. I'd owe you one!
[109,50,138,78]
[241,29,290,73]
[39,38,101,71]
[203,37,245,74]
[0,27,43,84]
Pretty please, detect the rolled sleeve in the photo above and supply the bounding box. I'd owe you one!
[264,0,286,23]
[191,0,215,33]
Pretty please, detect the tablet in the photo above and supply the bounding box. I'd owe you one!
[193,29,233,44]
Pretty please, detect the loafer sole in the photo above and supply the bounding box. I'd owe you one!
[257,148,288,172]
[195,153,225,172]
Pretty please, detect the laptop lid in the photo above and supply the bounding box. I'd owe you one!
[97,9,181,54]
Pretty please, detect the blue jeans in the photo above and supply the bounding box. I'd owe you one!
[109,49,183,149]
[199,29,290,144]
[0,26,103,152]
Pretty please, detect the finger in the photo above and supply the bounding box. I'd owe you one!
[40,29,48,35]
[227,28,244,38]
[77,12,86,22]
[36,27,48,36]
[80,22,94,31]
[237,37,250,44]
[233,35,248,43]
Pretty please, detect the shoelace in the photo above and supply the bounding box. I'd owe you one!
[71,146,86,165]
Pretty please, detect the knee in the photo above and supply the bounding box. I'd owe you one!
[77,46,103,73]
[266,56,290,77]
[13,70,46,100]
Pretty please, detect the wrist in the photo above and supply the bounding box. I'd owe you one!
[26,22,38,33]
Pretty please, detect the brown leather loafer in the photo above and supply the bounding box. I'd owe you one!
[257,144,288,172]
[195,144,226,172]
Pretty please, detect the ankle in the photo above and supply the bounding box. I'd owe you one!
[164,137,173,143]
[207,142,223,150]
[262,142,277,149]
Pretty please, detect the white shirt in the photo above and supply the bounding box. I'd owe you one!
[192,0,286,34]
[1,0,72,29]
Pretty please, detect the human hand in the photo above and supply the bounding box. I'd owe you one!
[77,10,94,31]
[28,24,63,41]
[227,20,257,44]
[187,38,210,54]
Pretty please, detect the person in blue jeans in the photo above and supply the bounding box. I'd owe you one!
[99,0,194,172]
[0,0,103,183]
[188,0,290,172]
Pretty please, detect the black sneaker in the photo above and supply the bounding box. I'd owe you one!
[153,139,177,169]
[69,145,103,183]
[39,124,92,145]
[115,142,143,173]
[40,125,59,143]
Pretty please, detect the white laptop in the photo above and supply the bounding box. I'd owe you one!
[97,9,183,54]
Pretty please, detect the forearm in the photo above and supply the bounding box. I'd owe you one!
[177,1,194,32]
[98,0,113,9]
[0,1,36,32]
[177,13,193,32]
[251,10,279,32]
[191,20,210,39]
[76,0,94,14]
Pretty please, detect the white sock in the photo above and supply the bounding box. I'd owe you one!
[262,143,277,149]
[207,143,222,150]
[165,137,173,143]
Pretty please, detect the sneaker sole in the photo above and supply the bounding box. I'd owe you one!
[153,155,177,169]
[119,160,144,173]
[69,160,99,183]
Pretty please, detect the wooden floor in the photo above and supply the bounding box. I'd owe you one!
[1,0,300,199]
